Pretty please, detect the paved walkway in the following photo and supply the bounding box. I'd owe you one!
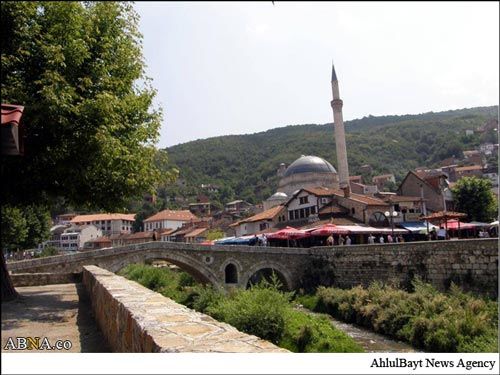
[1,283,110,353]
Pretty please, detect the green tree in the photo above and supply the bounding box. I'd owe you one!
[1,1,174,301]
[1,1,172,210]
[451,177,497,222]
[22,205,51,249]
[1,206,28,252]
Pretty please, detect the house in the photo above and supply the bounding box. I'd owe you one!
[144,210,197,232]
[55,213,77,225]
[283,187,391,227]
[200,183,219,193]
[372,174,396,191]
[70,213,135,236]
[188,202,217,217]
[376,192,426,222]
[83,236,112,250]
[397,170,454,213]
[440,165,458,182]
[350,181,378,196]
[349,175,363,184]
[59,225,102,252]
[225,200,252,214]
[455,165,483,180]
[184,228,209,244]
[359,164,373,174]
[463,150,483,166]
[230,205,286,237]
[479,143,498,156]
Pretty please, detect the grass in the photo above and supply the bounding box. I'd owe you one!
[299,279,498,353]
[119,263,363,353]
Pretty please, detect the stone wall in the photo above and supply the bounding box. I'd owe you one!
[10,272,79,287]
[8,239,498,297]
[306,239,498,297]
[81,265,287,353]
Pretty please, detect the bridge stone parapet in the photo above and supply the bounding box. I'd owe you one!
[82,265,287,352]
[7,239,498,296]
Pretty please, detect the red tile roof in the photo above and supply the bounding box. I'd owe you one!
[71,213,135,223]
[144,210,197,223]
[230,205,284,226]
[184,228,208,238]
[303,187,342,197]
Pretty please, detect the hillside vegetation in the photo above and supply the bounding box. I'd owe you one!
[164,106,498,204]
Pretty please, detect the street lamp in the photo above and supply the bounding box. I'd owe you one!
[385,210,398,238]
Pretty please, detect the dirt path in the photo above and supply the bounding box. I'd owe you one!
[1,283,110,353]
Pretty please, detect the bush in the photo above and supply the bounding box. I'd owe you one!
[207,283,290,344]
[311,279,498,353]
[121,263,364,352]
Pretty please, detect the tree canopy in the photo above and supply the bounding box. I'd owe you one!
[1,1,171,211]
[451,177,497,222]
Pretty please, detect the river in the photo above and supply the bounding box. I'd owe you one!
[296,306,417,353]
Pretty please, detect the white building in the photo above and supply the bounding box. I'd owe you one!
[144,210,198,232]
[60,225,102,252]
[70,213,135,236]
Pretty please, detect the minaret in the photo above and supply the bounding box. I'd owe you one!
[331,63,350,197]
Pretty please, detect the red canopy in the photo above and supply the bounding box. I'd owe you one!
[444,219,475,230]
[266,226,310,240]
[310,223,349,236]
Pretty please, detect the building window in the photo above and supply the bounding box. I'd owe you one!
[299,196,309,205]
[311,206,316,214]
[351,207,355,215]
[300,209,305,219]
[305,207,310,217]
[259,223,268,231]
[289,211,294,220]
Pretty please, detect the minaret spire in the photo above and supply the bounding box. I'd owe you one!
[330,63,350,197]
[331,62,337,82]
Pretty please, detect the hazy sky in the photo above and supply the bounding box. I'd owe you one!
[134,2,499,148]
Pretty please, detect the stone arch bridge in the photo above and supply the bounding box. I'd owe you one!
[6,239,498,295]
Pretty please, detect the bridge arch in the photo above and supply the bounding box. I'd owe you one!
[105,249,222,289]
[242,261,294,291]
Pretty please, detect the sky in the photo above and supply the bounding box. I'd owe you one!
[134,2,499,148]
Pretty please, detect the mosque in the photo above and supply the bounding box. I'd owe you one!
[263,64,350,209]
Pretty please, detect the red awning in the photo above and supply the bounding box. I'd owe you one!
[444,219,476,230]
[310,223,350,236]
[266,226,310,240]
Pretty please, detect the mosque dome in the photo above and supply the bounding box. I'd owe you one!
[268,192,288,200]
[284,155,337,177]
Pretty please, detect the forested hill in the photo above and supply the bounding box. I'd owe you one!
[164,106,498,205]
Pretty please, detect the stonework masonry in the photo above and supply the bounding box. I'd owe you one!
[82,265,287,352]
[10,272,79,287]
[8,239,498,297]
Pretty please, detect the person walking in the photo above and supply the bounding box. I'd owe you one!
[387,234,393,243]
[368,233,375,244]
[339,235,345,246]
[379,235,385,244]
[345,235,352,245]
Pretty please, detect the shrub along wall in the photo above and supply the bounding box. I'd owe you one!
[299,279,498,353]
[120,264,363,353]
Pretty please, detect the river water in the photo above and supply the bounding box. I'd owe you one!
[296,306,417,353]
